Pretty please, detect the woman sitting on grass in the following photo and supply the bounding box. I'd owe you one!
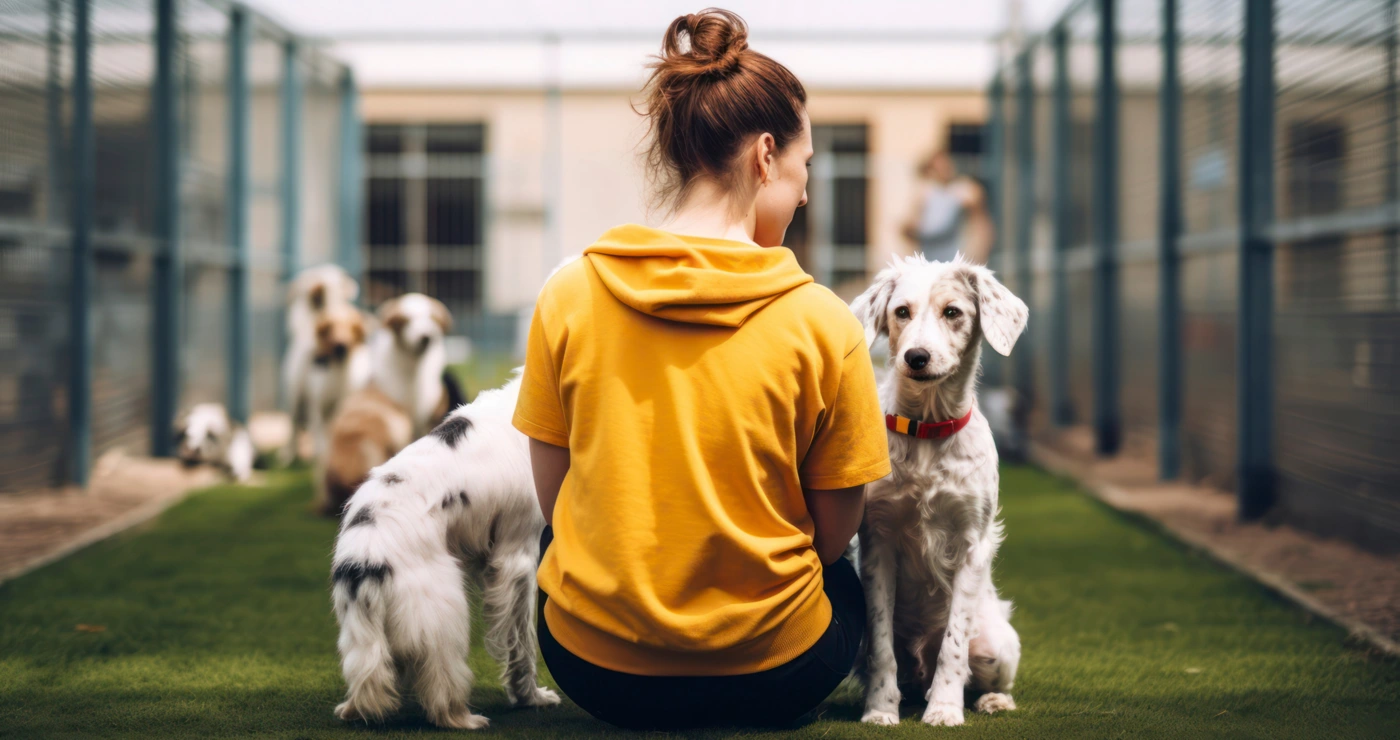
[512,7,891,731]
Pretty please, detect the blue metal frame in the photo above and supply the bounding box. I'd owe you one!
[338,69,362,287]
[279,38,302,406]
[1050,24,1074,426]
[1158,0,1182,479]
[984,72,1006,387]
[1237,0,1275,519]
[1014,50,1036,406]
[151,0,181,455]
[227,6,250,423]
[1092,0,1122,456]
[68,0,93,485]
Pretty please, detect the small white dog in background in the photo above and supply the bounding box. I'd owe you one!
[174,403,254,482]
[331,374,559,729]
[849,254,1027,727]
[372,293,466,438]
[283,264,360,460]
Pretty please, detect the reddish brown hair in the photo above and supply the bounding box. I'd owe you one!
[640,8,807,207]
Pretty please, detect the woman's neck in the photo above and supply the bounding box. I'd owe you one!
[660,180,758,245]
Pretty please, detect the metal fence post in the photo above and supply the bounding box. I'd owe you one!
[1014,50,1036,406]
[1051,24,1074,425]
[338,69,362,288]
[1093,0,1122,456]
[1158,0,1182,479]
[279,38,302,407]
[1237,0,1275,519]
[984,72,1006,387]
[227,6,250,423]
[150,0,181,455]
[68,0,93,485]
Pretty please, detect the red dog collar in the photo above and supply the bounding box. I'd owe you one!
[885,407,974,440]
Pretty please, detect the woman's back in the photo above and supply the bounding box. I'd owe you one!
[516,224,887,676]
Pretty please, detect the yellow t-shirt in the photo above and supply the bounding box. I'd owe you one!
[513,224,891,676]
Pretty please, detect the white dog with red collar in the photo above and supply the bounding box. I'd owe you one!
[849,254,1028,727]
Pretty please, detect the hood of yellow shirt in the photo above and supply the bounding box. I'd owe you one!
[582,224,814,328]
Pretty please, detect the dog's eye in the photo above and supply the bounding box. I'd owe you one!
[894,306,911,320]
[943,306,962,319]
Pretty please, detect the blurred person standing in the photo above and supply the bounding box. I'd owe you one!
[902,150,993,264]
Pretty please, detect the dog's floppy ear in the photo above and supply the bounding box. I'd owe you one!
[309,283,327,311]
[850,263,899,347]
[376,298,401,328]
[964,263,1028,356]
[429,299,452,334]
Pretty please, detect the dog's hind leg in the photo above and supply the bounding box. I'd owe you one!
[969,591,1019,714]
[858,529,902,726]
[483,546,560,708]
[405,556,487,730]
[333,573,400,723]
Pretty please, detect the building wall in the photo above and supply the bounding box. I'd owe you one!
[362,87,987,313]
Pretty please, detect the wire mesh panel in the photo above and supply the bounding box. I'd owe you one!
[299,50,340,269]
[0,0,73,490]
[1028,41,1056,422]
[1067,1,1101,428]
[246,17,281,412]
[178,0,229,412]
[1119,0,1164,454]
[1272,0,1400,547]
[1177,0,1241,488]
[89,0,156,459]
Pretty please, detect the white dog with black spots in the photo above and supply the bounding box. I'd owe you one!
[329,373,559,730]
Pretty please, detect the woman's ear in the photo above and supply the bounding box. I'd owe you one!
[850,263,899,347]
[962,262,1028,356]
[755,132,776,184]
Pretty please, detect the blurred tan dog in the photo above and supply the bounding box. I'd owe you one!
[283,265,360,460]
[317,385,413,516]
[307,303,371,460]
[317,294,465,516]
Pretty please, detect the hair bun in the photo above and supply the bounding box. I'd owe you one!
[661,8,749,76]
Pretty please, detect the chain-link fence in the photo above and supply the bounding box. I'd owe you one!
[989,0,1400,550]
[0,0,356,491]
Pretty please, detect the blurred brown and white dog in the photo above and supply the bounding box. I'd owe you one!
[372,293,466,437]
[174,403,254,482]
[283,264,360,460]
[317,294,465,516]
[849,254,1027,727]
[307,303,372,460]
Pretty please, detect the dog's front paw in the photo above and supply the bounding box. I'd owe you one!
[333,701,362,722]
[861,709,900,725]
[519,686,561,707]
[921,702,965,727]
[974,692,1016,714]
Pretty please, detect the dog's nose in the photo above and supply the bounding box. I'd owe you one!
[417,336,431,354]
[333,343,348,360]
[904,349,931,370]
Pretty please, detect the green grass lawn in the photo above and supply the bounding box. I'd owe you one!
[1,467,1396,739]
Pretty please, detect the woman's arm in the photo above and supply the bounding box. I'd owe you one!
[804,484,866,565]
[529,437,571,526]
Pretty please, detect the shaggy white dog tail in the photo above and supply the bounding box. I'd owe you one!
[332,556,399,723]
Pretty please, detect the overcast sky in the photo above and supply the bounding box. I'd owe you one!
[243,0,1069,39]
[239,1,1073,90]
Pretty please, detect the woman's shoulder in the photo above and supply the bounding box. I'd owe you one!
[778,282,866,351]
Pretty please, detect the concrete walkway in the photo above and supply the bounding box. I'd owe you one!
[0,450,225,585]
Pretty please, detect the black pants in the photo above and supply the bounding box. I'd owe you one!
[536,527,865,730]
